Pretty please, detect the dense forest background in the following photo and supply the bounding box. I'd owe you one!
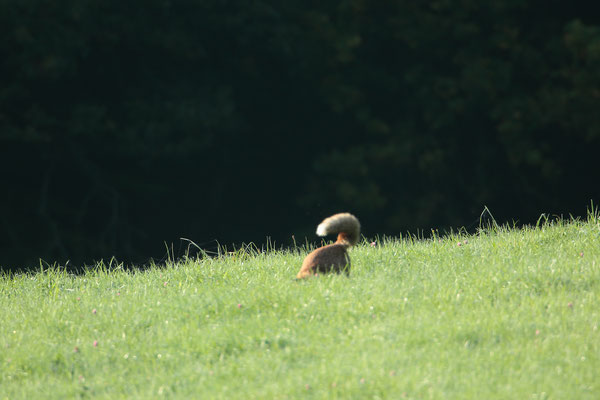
[2,1,599,270]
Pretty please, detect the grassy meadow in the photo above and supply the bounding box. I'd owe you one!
[1,214,599,399]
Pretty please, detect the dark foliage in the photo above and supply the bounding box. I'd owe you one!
[1,1,599,270]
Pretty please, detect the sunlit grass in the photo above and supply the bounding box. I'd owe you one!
[1,214,599,399]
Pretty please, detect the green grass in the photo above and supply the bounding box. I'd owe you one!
[1,215,599,399]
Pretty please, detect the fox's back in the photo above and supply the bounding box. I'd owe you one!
[296,243,350,279]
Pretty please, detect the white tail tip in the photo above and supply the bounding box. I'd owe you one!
[316,223,328,236]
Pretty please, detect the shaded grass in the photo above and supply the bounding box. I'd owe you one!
[1,215,599,399]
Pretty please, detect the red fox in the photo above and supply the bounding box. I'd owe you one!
[296,213,360,279]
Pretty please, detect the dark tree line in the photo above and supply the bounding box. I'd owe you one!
[1,1,599,270]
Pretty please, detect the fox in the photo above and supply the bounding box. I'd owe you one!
[296,213,360,279]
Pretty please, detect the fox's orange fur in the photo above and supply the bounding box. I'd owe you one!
[296,213,360,279]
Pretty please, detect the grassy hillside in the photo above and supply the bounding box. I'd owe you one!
[1,216,599,399]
